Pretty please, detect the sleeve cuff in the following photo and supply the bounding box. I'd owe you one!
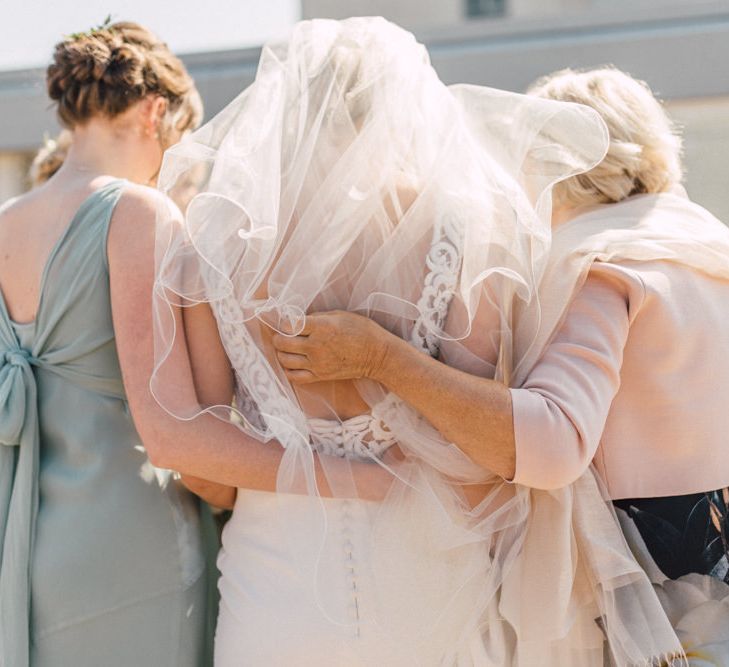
[509,387,571,489]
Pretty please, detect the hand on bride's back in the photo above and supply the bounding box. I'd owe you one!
[271,311,393,384]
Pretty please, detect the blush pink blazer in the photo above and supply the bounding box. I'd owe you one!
[510,192,729,499]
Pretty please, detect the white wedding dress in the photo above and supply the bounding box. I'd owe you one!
[213,216,462,666]
[152,17,686,666]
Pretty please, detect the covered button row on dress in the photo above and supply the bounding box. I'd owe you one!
[340,498,361,639]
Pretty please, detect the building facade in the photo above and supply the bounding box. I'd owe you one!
[1,0,728,220]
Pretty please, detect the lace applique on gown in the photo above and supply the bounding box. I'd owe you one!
[211,208,463,461]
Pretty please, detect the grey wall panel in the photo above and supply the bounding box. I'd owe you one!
[428,13,729,95]
[0,69,57,151]
[1,4,728,151]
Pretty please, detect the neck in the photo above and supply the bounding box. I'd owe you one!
[61,119,158,185]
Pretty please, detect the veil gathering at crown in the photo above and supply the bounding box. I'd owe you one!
[151,17,684,665]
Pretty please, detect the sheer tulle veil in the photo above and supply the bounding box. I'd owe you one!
[151,17,684,665]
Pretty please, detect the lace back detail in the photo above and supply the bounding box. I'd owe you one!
[211,290,304,445]
[215,211,463,460]
[409,211,463,356]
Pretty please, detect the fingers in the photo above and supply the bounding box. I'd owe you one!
[275,350,309,370]
[284,369,318,384]
[271,333,309,354]
[299,315,314,336]
[277,310,347,338]
[299,311,343,336]
[277,318,309,336]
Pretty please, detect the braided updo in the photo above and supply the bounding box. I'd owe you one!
[47,21,202,137]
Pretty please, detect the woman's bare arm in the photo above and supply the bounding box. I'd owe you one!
[273,310,517,480]
[179,473,236,510]
[178,299,237,509]
[108,185,392,500]
[274,269,631,488]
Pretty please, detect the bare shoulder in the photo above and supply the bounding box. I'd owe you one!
[112,182,182,230]
[0,186,56,251]
[0,185,44,223]
[108,183,183,259]
[0,194,23,218]
[0,196,23,242]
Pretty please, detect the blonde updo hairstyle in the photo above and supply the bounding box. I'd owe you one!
[47,21,202,145]
[528,67,683,207]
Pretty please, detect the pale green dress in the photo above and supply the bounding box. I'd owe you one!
[0,180,214,666]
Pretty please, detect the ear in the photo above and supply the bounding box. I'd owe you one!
[151,96,168,127]
[139,95,168,137]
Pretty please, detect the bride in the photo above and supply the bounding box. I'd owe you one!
[151,17,684,665]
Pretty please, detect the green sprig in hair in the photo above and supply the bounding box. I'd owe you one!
[66,14,114,41]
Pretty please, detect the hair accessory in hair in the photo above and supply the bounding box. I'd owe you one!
[66,14,114,41]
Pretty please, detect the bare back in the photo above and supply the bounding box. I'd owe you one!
[0,174,118,324]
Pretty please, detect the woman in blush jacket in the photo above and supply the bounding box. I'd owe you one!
[274,68,729,664]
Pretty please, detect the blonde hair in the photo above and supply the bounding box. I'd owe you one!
[47,21,202,139]
[29,131,72,187]
[527,67,683,207]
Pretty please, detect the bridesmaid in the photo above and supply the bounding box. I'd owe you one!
[0,21,213,667]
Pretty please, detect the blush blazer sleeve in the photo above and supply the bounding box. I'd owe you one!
[510,263,641,490]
